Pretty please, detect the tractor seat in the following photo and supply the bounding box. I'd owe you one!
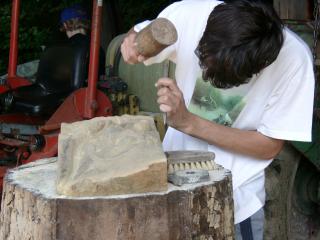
[2,37,90,117]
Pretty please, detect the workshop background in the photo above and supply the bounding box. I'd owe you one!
[0,0,319,239]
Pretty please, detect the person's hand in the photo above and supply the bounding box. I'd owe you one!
[156,78,192,131]
[120,28,146,64]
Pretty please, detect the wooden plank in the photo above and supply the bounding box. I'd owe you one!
[274,0,311,20]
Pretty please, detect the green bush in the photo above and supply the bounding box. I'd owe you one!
[117,0,169,31]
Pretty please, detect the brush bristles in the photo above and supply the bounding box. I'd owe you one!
[168,160,216,174]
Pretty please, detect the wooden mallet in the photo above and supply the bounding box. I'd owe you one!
[135,18,178,124]
[135,18,178,58]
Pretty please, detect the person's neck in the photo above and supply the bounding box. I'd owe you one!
[66,29,86,38]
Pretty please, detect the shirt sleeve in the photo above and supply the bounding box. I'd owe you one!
[257,54,315,142]
[134,20,151,32]
[133,2,181,65]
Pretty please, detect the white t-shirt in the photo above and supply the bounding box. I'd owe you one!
[135,0,314,224]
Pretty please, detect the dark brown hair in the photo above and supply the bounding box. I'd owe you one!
[196,0,284,88]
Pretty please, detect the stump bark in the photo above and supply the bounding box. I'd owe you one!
[0,157,234,240]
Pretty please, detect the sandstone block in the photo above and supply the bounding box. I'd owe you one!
[57,115,167,196]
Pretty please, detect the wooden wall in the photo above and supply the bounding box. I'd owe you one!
[274,0,313,20]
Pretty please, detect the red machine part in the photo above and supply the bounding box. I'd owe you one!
[0,89,113,192]
[7,76,31,90]
[0,113,45,125]
[5,0,31,93]
[40,88,113,134]
[23,134,58,164]
[85,0,103,119]
[28,88,113,160]
[0,0,113,195]
[8,0,19,79]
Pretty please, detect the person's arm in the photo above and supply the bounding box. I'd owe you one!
[156,78,284,160]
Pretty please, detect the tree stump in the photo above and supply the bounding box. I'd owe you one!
[0,156,234,240]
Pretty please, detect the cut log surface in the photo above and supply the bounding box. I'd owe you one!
[0,157,234,240]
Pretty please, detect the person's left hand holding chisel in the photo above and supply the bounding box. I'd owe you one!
[155,78,192,130]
